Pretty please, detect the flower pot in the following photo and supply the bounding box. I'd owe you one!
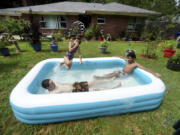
[177,43,180,49]
[31,43,41,52]
[98,36,103,41]
[99,46,107,53]
[163,48,176,58]
[50,44,58,52]
[0,48,10,56]
[85,36,92,41]
[167,61,180,71]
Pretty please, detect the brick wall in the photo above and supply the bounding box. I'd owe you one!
[21,14,128,38]
[91,15,129,38]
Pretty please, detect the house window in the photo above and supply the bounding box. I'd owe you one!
[57,16,67,28]
[127,17,144,32]
[39,15,67,29]
[39,16,47,28]
[127,17,136,32]
[97,15,105,24]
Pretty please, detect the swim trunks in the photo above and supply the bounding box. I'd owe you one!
[72,81,89,92]
[114,70,128,77]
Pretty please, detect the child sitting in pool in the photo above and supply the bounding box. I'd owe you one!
[94,52,161,79]
[60,35,82,70]
[41,78,121,94]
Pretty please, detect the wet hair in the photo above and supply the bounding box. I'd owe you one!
[42,79,50,89]
[127,52,136,59]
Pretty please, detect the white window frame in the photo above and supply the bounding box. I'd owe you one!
[39,16,47,29]
[97,15,105,24]
[39,15,67,29]
[57,16,67,29]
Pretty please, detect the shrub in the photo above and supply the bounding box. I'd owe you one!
[169,51,180,64]
[92,24,101,39]
[84,27,93,37]
[142,41,158,58]
[0,36,9,48]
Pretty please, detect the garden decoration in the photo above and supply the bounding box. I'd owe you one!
[167,51,180,71]
[164,42,176,58]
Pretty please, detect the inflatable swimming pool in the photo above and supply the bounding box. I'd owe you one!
[10,57,166,124]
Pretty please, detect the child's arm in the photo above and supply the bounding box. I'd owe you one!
[68,41,79,52]
[136,63,161,77]
[119,56,127,61]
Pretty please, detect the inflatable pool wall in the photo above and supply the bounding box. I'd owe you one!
[10,57,166,124]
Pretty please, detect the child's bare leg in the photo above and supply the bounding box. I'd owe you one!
[89,82,121,91]
[94,72,119,79]
[61,56,72,69]
[88,78,114,86]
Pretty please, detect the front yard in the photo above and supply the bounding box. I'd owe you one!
[0,40,180,135]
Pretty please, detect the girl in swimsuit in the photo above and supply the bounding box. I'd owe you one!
[60,36,82,69]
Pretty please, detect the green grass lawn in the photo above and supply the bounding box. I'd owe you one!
[0,40,180,135]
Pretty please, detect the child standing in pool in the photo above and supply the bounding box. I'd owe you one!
[60,35,82,69]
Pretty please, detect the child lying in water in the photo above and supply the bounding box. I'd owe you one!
[41,78,121,94]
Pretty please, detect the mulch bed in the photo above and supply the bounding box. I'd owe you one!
[138,54,157,60]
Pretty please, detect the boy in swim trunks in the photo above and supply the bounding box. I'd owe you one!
[94,52,161,79]
[41,78,121,94]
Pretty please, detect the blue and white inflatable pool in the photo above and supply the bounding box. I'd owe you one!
[10,57,166,124]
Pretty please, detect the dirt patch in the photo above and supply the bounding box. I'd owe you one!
[138,54,157,60]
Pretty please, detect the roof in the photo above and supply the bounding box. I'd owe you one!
[0,2,160,16]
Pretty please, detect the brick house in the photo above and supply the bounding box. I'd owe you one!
[0,2,160,38]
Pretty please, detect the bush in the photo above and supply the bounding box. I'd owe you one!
[169,51,180,64]
[92,24,101,39]
[142,41,158,58]
[0,36,9,48]
[84,27,93,37]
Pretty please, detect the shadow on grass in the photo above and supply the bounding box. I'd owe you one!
[0,61,20,73]
[39,49,67,53]
[103,51,111,54]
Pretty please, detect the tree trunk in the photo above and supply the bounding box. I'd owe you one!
[14,41,22,52]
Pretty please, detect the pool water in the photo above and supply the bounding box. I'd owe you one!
[28,60,150,94]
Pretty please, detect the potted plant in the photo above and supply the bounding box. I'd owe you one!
[0,35,10,56]
[0,22,10,56]
[164,42,176,58]
[99,40,109,53]
[84,27,93,41]
[28,9,42,52]
[167,51,180,71]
